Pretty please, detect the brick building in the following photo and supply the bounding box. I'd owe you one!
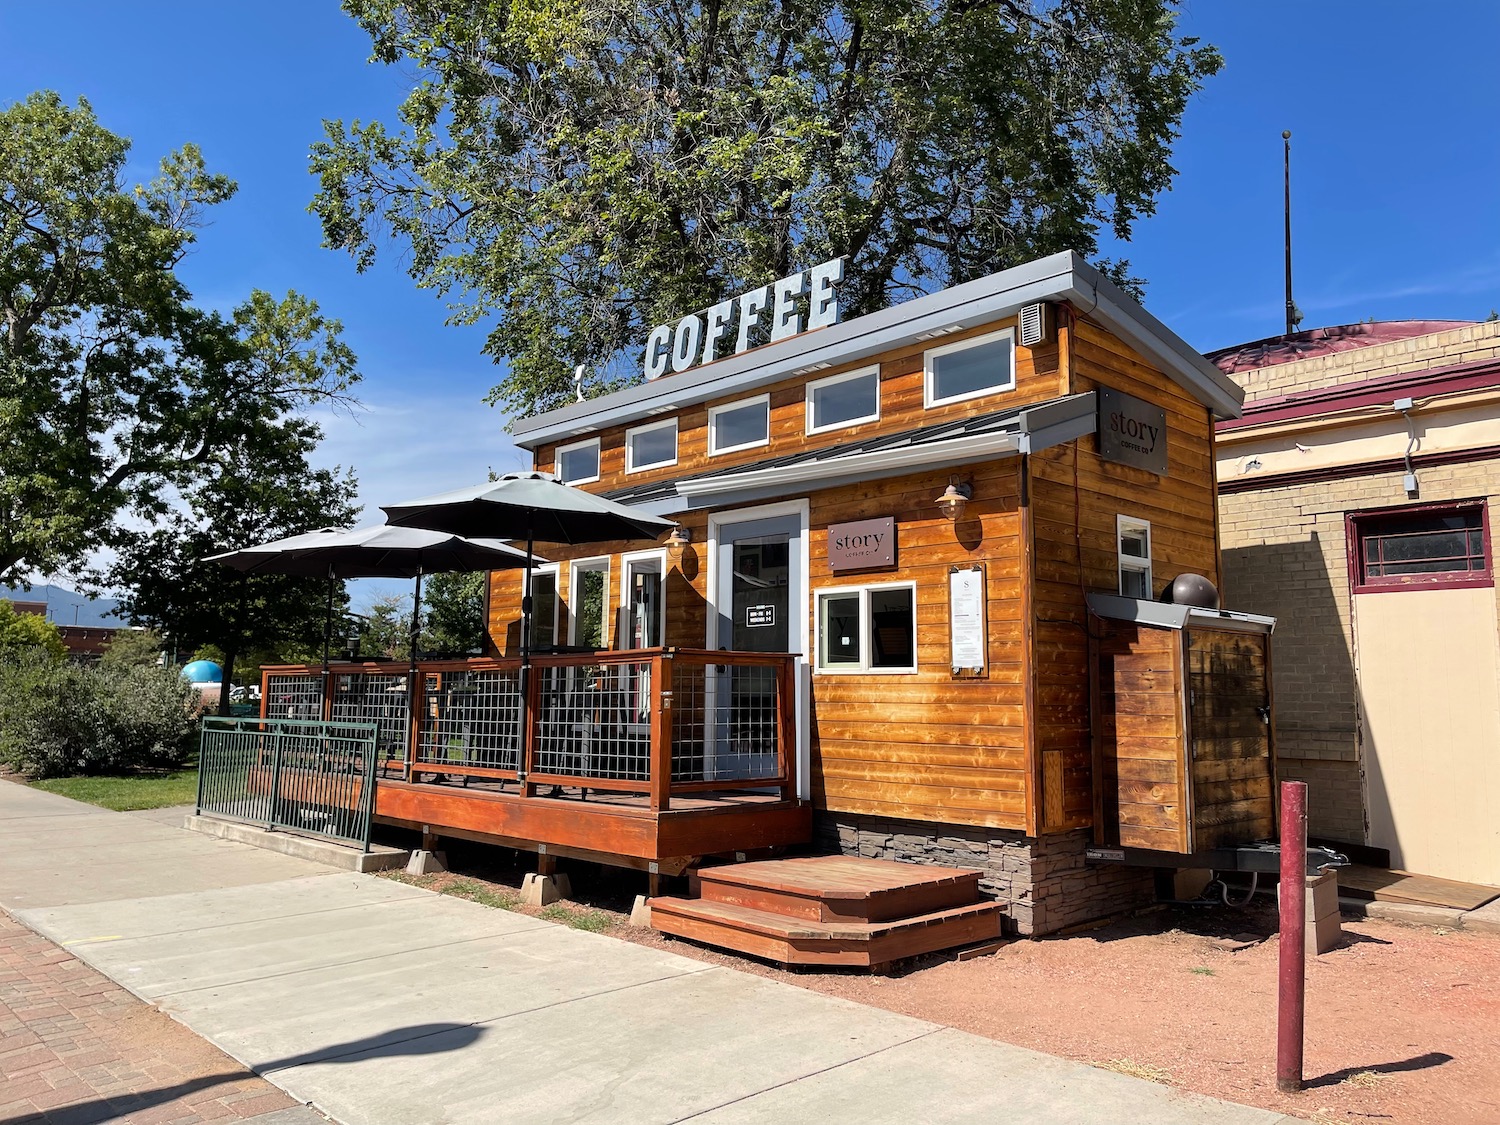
[1213,319,1500,885]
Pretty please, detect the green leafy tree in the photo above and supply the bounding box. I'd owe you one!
[358,593,413,661]
[101,425,360,715]
[312,0,1220,416]
[0,599,65,659]
[99,628,166,668]
[0,91,360,582]
[422,571,487,655]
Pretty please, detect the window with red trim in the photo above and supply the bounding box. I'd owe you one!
[1349,502,1491,592]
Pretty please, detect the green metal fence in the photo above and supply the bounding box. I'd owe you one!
[196,717,380,851]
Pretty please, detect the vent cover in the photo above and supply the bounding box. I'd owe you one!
[1019,302,1053,347]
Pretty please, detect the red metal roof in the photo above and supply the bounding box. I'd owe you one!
[1208,321,1476,374]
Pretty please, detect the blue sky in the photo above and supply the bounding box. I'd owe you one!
[5,2,1498,607]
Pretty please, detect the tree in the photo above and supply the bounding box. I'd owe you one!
[422,570,487,655]
[102,421,360,714]
[358,593,412,661]
[0,599,65,660]
[0,91,360,583]
[312,0,1220,417]
[99,628,165,668]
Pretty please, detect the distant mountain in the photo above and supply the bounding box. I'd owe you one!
[0,584,128,628]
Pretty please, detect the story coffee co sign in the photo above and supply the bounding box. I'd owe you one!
[643,258,845,380]
[1097,387,1168,476]
[828,516,896,572]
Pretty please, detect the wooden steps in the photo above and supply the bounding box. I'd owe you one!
[649,855,1004,968]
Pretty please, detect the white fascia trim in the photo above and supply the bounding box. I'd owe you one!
[676,430,1022,499]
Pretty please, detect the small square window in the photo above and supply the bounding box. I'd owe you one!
[924,328,1016,408]
[1351,503,1491,592]
[806,366,880,434]
[815,583,916,673]
[708,394,770,455]
[1117,515,1152,599]
[556,438,600,485]
[625,419,677,473]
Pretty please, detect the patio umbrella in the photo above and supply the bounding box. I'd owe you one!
[207,524,541,720]
[381,473,676,769]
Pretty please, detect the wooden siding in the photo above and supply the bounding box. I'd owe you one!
[1029,314,1222,834]
[1187,628,1275,850]
[1091,620,1190,853]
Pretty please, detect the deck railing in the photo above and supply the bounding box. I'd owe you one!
[260,648,796,810]
[197,716,380,849]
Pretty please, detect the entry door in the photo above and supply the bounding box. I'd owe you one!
[713,513,803,783]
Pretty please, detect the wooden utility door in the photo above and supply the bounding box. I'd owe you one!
[1185,629,1275,852]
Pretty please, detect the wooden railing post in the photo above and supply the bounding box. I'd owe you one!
[649,653,673,812]
[520,663,540,798]
[775,655,797,802]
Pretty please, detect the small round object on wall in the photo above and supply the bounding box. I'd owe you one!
[1167,573,1220,609]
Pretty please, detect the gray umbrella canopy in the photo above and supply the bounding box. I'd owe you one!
[206,524,538,578]
[380,472,675,545]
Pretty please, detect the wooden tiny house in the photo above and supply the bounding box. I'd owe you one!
[260,252,1270,942]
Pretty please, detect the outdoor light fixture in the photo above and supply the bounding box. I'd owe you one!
[935,478,972,521]
[667,524,693,556]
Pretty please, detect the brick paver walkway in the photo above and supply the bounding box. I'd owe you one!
[0,912,313,1124]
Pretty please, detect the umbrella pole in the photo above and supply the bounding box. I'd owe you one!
[519,525,534,793]
[320,565,335,720]
[407,567,423,781]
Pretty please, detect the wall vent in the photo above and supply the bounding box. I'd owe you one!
[1019,302,1053,347]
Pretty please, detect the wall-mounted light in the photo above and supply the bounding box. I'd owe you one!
[666,524,693,557]
[935,478,972,522]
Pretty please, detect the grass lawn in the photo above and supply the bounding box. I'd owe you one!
[31,770,199,811]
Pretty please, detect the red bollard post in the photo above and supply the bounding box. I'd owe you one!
[1277,780,1308,1093]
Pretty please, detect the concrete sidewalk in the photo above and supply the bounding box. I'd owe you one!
[0,783,1298,1125]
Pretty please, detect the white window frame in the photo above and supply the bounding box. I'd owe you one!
[618,548,668,648]
[526,563,561,651]
[814,580,918,675]
[624,418,678,474]
[556,437,601,485]
[805,364,881,435]
[707,393,771,456]
[923,326,1017,409]
[567,556,611,649]
[1116,515,1153,599]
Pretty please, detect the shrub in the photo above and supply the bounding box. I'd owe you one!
[0,600,66,660]
[0,649,199,778]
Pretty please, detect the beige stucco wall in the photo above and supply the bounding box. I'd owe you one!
[1356,586,1500,884]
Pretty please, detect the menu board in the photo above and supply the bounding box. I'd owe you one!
[949,564,987,677]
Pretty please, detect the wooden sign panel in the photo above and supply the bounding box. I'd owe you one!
[1098,386,1168,475]
[828,516,896,572]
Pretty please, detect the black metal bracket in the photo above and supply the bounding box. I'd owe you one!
[1085,841,1351,875]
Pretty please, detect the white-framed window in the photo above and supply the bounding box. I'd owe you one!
[619,550,667,648]
[1117,515,1152,599]
[527,563,561,651]
[625,418,678,473]
[815,582,917,674]
[568,557,610,649]
[556,438,601,485]
[806,365,880,435]
[923,327,1017,408]
[708,393,771,456]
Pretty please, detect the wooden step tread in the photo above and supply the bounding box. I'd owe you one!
[649,895,1001,943]
[696,855,982,898]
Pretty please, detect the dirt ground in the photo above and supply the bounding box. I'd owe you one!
[396,839,1500,1125]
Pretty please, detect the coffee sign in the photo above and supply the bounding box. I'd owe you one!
[1097,387,1168,476]
[828,516,896,572]
[643,258,845,381]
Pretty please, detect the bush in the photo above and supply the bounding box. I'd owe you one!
[0,649,199,778]
[0,600,65,659]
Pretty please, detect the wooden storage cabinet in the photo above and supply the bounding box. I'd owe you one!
[1089,594,1276,856]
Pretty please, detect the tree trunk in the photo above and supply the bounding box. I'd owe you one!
[217,649,236,717]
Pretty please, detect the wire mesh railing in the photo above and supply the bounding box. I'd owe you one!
[196,717,380,850]
[258,649,796,809]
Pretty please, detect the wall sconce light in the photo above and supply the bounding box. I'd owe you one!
[667,524,693,556]
[935,478,972,522]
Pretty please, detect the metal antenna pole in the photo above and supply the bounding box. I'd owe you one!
[1283,130,1297,336]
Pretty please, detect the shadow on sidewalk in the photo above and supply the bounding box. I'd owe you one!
[0,1022,486,1125]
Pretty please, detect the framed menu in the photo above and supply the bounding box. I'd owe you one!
[949,563,987,678]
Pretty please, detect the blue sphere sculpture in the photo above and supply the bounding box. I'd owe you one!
[181,659,223,684]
